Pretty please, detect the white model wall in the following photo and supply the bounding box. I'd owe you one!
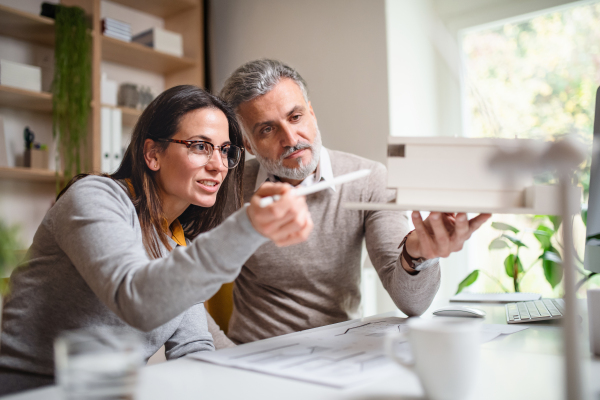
[210,0,390,164]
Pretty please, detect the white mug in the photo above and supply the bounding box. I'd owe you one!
[588,288,600,356]
[385,317,482,400]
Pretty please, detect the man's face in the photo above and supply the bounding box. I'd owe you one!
[237,78,320,179]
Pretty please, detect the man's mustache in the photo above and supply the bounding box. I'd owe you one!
[280,142,312,160]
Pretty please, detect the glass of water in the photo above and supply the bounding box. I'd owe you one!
[54,327,144,400]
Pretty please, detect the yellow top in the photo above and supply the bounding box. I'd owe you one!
[125,179,187,247]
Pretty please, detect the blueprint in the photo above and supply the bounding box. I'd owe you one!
[189,316,528,388]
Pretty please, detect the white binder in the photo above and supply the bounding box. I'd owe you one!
[100,107,123,174]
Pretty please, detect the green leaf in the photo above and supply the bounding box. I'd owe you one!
[533,225,553,249]
[501,234,528,248]
[541,250,563,288]
[548,216,562,231]
[488,238,509,250]
[587,232,600,243]
[504,254,523,278]
[582,209,587,226]
[491,222,519,234]
[455,270,479,294]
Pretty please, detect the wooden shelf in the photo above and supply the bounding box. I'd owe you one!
[0,85,52,112]
[101,104,142,126]
[109,0,197,18]
[120,106,142,126]
[101,36,196,74]
[0,167,58,183]
[0,5,55,47]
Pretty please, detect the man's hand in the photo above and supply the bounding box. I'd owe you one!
[247,182,313,247]
[404,212,491,261]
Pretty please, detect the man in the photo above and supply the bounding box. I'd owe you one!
[209,59,490,345]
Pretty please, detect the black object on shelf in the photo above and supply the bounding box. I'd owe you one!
[40,2,60,20]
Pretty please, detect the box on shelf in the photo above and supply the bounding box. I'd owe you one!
[24,148,49,169]
[0,60,42,92]
[132,28,183,57]
[101,74,118,106]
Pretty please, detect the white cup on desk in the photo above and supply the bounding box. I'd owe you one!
[385,317,482,400]
[588,288,600,356]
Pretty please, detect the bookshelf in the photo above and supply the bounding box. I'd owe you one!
[0,0,204,175]
[0,4,54,46]
[0,85,52,113]
[0,166,59,183]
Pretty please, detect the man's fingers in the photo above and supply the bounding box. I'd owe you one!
[468,213,492,234]
[453,213,469,239]
[412,211,434,258]
[429,212,450,257]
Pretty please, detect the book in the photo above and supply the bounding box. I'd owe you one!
[450,292,542,303]
[0,116,7,167]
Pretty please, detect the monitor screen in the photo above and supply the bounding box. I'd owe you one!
[585,87,600,273]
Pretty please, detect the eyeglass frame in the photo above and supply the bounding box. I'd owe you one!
[153,138,244,169]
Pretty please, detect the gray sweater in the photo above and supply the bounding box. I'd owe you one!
[0,176,267,376]
[226,150,441,344]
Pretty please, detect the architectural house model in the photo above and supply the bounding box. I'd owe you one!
[344,136,582,215]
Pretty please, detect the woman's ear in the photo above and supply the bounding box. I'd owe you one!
[143,138,160,171]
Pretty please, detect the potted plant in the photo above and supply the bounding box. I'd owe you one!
[0,220,21,339]
[456,214,597,294]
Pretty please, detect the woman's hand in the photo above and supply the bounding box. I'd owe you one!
[247,182,313,247]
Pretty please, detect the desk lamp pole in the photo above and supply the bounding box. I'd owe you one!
[491,137,586,400]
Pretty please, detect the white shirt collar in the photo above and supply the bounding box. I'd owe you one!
[254,147,335,191]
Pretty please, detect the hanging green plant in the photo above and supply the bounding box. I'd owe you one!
[52,5,91,192]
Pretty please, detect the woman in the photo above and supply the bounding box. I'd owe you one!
[0,85,312,395]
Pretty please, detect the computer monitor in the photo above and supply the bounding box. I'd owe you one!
[585,87,600,273]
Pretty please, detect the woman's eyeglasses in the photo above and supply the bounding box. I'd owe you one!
[156,138,244,169]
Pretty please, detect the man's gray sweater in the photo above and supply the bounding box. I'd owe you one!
[0,176,267,376]
[225,150,441,344]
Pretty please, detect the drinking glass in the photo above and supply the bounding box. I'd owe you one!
[54,327,144,400]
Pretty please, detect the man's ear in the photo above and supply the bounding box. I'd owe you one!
[143,138,160,171]
[243,136,254,156]
[308,100,317,122]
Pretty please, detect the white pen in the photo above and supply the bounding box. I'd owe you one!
[259,169,372,208]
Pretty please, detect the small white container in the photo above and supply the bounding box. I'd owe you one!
[132,27,183,57]
[0,59,42,92]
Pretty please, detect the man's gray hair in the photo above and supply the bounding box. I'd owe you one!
[220,59,309,113]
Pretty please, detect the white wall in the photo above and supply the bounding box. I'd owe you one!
[210,0,390,164]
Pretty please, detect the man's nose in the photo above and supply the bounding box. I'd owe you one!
[279,124,298,148]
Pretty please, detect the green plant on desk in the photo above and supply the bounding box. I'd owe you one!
[456,214,597,294]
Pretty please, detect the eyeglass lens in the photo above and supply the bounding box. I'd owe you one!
[188,142,242,169]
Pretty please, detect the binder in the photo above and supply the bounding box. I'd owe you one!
[110,108,122,172]
[101,107,112,173]
[100,107,123,173]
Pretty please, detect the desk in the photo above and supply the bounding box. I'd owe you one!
[4,302,600,400]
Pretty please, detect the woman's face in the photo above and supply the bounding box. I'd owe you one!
[152,108,230,210]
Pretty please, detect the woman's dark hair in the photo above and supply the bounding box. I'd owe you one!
[58,85,244,258]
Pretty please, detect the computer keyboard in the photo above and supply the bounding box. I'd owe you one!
[505,298,565,323]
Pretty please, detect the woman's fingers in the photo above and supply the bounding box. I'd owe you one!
[247,183,313,245]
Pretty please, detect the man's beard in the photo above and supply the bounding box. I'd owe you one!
[253,126,322,181]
